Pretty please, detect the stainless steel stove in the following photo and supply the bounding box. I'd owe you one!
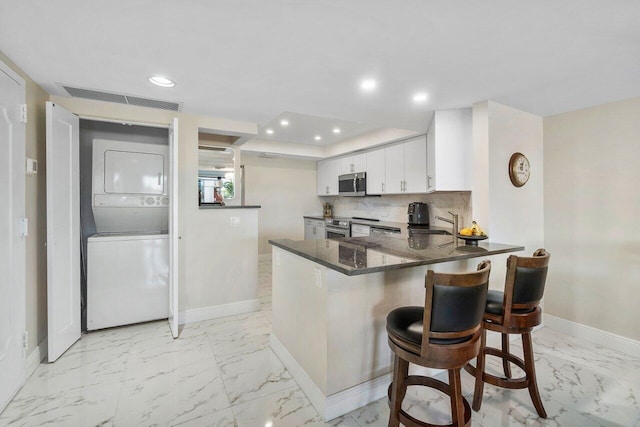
[325,218,351,239]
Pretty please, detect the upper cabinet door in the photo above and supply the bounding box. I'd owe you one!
[366,148,385,195]
[316,160,329,195]
[336,153,366,175]
[427,108,472,192]
[427,122,436,192]
[316,158,339,196]
[384,144,404,194]
[350,153,366,173]
[403,136,427,194]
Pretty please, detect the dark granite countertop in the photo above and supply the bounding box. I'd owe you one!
[200,204,261,209]
[269,234,524,276]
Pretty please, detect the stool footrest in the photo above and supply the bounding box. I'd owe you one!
[387,376,472,427]
[478,347,530,390]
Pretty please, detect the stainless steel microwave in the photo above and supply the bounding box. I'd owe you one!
[338,172,366,196]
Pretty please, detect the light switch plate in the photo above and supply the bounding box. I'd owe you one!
[26,158,38,175]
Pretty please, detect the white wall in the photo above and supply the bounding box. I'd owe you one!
[472,101,544,290]
[544,97,640,341]
[242,152,319,254]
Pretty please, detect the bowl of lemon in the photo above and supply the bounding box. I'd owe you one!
[457,221,488,246]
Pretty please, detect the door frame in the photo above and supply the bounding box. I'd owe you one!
[0,59,26,411]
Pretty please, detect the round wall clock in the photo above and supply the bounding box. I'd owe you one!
[508,152,530,187]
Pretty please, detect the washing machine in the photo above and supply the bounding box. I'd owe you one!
[87,138,170,330]
[87,233,169,331]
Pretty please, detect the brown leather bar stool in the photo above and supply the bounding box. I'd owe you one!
[464,249,550,418]
[386,260,491,427]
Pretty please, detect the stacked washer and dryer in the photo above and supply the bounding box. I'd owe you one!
[86,138,170,331]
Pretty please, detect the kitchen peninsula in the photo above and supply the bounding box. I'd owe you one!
[268,233,523,421]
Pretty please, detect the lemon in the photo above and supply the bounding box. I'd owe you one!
[460,228,473,236]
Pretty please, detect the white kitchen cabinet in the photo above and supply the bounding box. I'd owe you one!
[366,148,385,194]
[382,136,427,194]
[426,108,472,192]
[316,158,339,196]
[402,136,428,193]
[304,218,326,240]
[336,152,367,175]
[384,143,405,194]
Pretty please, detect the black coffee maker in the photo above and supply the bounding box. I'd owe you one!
[407,202,429,226]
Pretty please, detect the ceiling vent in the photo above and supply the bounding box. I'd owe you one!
[62,85,182,112]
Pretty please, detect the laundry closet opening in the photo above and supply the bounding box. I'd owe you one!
[79,119,170,332]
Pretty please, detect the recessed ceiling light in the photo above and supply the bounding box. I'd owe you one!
[314,135,322,141]
[266,129,274,134]
[333,127,341,134]
[413,92,428,103]
[280,119,289,126]
[360,78,377,91]
[148,75,175,88]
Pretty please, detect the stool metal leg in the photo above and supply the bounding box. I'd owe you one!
[522,332,547,418]
[388,354,409,427]
[501,333,512,378]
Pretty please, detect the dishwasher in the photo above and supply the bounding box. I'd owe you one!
[370,227,401,237]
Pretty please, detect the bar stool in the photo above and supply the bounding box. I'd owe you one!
[386,260,491,427]
[464,249,550,418]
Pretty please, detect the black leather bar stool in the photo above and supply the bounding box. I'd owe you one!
[386,260,491,427]
[464,249,550,418]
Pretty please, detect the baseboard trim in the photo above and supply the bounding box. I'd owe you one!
[544,314,640,358]
[324,373,391,421]
[271,333,391,421]
[258,253,272,262]
[25,337,47,379]
[270,334,328,418]
[179,299,260,325]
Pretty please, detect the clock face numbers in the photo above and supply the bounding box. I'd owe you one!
[509,152,530,187]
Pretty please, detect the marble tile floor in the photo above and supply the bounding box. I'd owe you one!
[2,257,639,426]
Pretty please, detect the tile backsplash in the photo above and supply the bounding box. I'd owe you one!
[321,192,472,228]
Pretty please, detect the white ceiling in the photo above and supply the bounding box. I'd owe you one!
[2,0,639,144]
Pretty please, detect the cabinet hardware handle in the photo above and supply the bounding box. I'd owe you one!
[428,175,432,188]
[382,182,385,192]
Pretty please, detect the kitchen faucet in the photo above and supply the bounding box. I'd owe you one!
[435,211,459,248]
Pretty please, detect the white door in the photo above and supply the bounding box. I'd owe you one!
[0,61,26,412]
[46,102,81,362]
[168,117,179,338]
